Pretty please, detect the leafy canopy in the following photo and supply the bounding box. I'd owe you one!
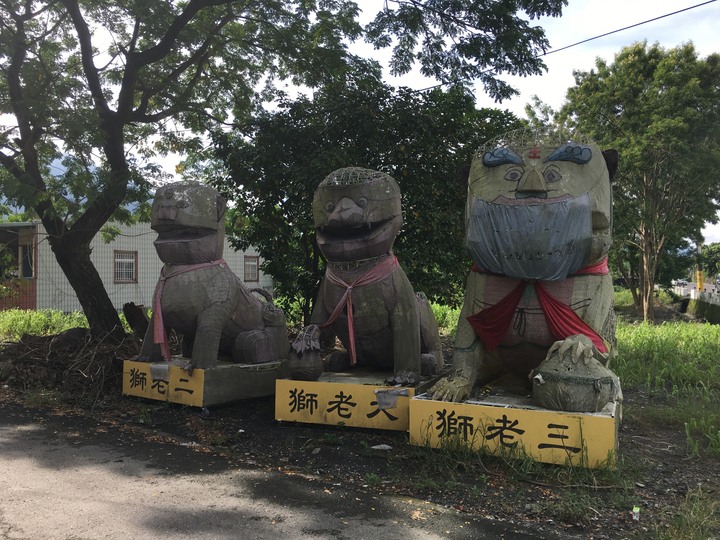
[559,42,720,319]
[212,69,523,324]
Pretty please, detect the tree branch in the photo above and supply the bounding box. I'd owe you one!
[59,0,112,119]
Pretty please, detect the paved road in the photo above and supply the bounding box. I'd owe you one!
[0,397,554,540]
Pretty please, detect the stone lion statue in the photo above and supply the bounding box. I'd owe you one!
[430,128,621,411]
[139,182,289,370]
[289,167,443,384]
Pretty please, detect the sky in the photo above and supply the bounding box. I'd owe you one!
[357,0,720,242]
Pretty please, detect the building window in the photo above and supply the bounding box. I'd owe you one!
[19,244,34,278]
[114,250,138,283]
[244,255,259,282]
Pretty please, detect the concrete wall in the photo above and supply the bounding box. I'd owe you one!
[687,290,720,324]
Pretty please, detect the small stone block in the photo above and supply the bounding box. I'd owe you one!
[122,359,282,407]
[275,373,416,431]
[409,394,620,468]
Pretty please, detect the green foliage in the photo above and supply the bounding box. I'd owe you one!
[431,303,460,337]
[613,287,635,308]
[364,0,566,100]
[0,309,88,341]
[699,242,720,279]
[615,321,720,389]
[615,320,720,457]
[559,42,720,321]
[213,73,523,321]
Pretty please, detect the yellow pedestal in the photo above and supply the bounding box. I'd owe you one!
[122,358,283,407]
[275,372,417,431]
[409,394,620,468]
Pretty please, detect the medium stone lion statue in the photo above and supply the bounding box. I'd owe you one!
[430,129,622,412]
[289,167,443,384]
[139,182,289,370]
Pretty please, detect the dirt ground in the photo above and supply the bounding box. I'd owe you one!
[1,309,718,539]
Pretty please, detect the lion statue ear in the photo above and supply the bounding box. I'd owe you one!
[216,195,227,222]
[602,149,619,182]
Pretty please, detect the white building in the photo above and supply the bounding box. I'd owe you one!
[0,221,272,312]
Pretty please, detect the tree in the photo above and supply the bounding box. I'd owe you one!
[365,0,565,100]
[559,42,720,321]
[0,0,363,338]
[212,70,523,324]
[0,0,566,337]
[700,243,720,281]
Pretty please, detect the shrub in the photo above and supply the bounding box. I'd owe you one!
[0,309,88,341]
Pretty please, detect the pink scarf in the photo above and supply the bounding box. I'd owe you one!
[320,255,399,366]
[152,259,227,361]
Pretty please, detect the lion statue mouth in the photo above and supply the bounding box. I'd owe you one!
[466,192,593,282]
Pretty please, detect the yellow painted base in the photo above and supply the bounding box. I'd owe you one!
[409,394,620,468]
[122,358,283,407]
[275,372,417,431]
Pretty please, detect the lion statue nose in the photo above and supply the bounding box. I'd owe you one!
[328,198,364,227]
[516,169,547,197]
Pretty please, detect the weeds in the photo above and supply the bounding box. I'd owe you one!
[363,472,382,486]
[430,303,460,336]
[614,320,720,457]
[659,485,720,540]
[0,309,89,341]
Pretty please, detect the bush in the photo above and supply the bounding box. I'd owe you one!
[431,303,460,336]
[0,309,88,341]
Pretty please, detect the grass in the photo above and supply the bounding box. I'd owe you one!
[614,320,720,457]
[430,303,461,336]
[659,485,720,540]
[0,308,132,341]
[0,309,89,341]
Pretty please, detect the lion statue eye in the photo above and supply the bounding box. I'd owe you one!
[356,197,367,208]
[543,166,562,183]
[504,167,523,182]
[325,201,335,212]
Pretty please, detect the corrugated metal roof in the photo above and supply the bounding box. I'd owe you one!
[0,221,36,228]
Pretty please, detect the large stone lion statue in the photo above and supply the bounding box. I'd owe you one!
[290,167,443,384]
[430,129,621,411]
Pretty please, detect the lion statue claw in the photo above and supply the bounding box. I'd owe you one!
[428,376,473,403]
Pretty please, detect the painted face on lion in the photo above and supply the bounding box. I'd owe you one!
[465,129,618,281]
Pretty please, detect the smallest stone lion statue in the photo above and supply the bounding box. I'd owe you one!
[289,167,443,384]
[139,182,289,371]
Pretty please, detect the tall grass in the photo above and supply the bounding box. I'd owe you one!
[0,309,88,341]
[614,321,720,391]
[615,320,720,457]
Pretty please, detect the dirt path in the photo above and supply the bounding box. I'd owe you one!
[0,395,549,540]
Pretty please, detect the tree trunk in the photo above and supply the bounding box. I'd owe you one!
[640,233,656,322]
[50,235,126,341]
[616,250,641,314]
